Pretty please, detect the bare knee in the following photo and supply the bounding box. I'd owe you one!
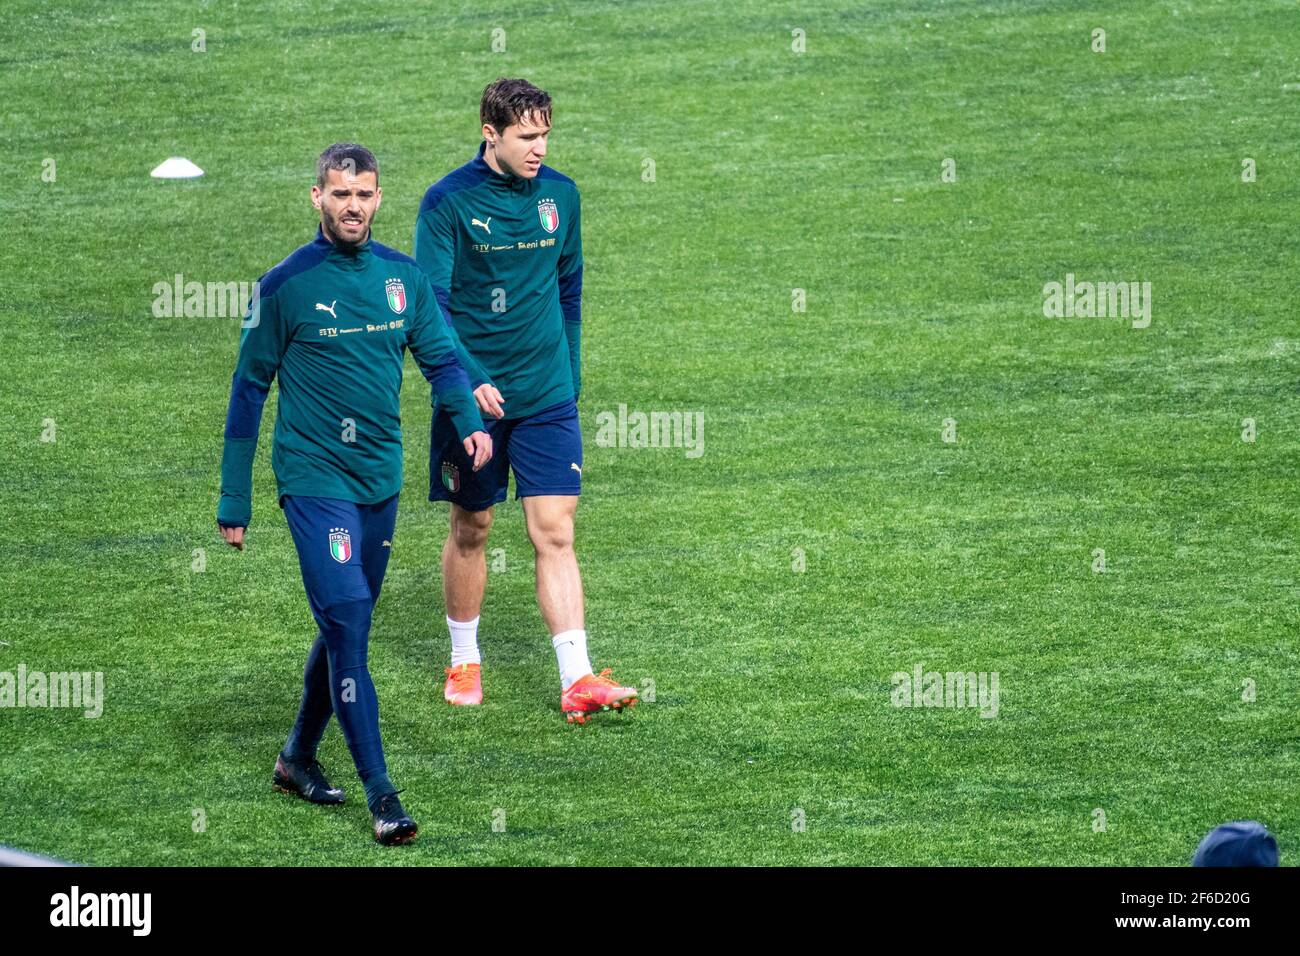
[449,506,493,553]
[527,512,574,556]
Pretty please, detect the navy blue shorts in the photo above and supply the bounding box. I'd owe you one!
[429,398,582,512]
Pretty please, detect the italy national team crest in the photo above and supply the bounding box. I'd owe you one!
[441,462,460,493]
[537,200,559,234]
[385,278,407,314]
[329,528,352,564]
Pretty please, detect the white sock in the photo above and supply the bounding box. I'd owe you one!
[551,629,592,690]
[448,616,481,667]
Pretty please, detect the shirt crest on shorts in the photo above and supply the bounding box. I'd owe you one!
[441,462,460,493]
[329,528,353,563]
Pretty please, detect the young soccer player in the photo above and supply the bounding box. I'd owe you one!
[414,79,636,723]
[217,143,492,843]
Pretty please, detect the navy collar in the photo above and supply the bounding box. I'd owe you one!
[473,141,529,192]
[314,223,373,257]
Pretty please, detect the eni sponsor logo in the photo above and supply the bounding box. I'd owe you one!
[471,238,557,255]
[320,319,404,336]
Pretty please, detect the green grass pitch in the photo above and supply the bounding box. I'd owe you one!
[1,0,1297,865]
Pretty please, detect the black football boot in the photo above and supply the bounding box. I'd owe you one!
[272,752,346,805]
[371,791,418,845]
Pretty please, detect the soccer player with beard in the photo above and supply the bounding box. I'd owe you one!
[414,79,637,723]
[216,143,492,843]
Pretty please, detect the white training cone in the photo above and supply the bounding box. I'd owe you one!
[151,157,204,179]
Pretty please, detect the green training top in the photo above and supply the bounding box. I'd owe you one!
[216,227,483,527]
[414,142,584,419]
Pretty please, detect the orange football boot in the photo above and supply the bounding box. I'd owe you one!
[561,668,638,724]
[444,663,483,706]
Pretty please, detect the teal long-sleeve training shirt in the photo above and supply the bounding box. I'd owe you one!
[413,142,583,419]
[217,227,484,528]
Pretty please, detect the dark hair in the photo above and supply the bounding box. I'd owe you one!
[315,143,379,188]
[1192,821,1280,867]
[480,78,552,133]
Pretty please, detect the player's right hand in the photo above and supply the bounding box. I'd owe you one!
[219,524,246,551]
[473,383,506,419]
[463,431,493,472]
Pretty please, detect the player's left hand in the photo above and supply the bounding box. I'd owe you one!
[463,431,493,472]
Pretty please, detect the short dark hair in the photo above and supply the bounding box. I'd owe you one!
[315,143,379,188]
[480,78,552,134]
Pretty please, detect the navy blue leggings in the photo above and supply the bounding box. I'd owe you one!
[280,494,398,788]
